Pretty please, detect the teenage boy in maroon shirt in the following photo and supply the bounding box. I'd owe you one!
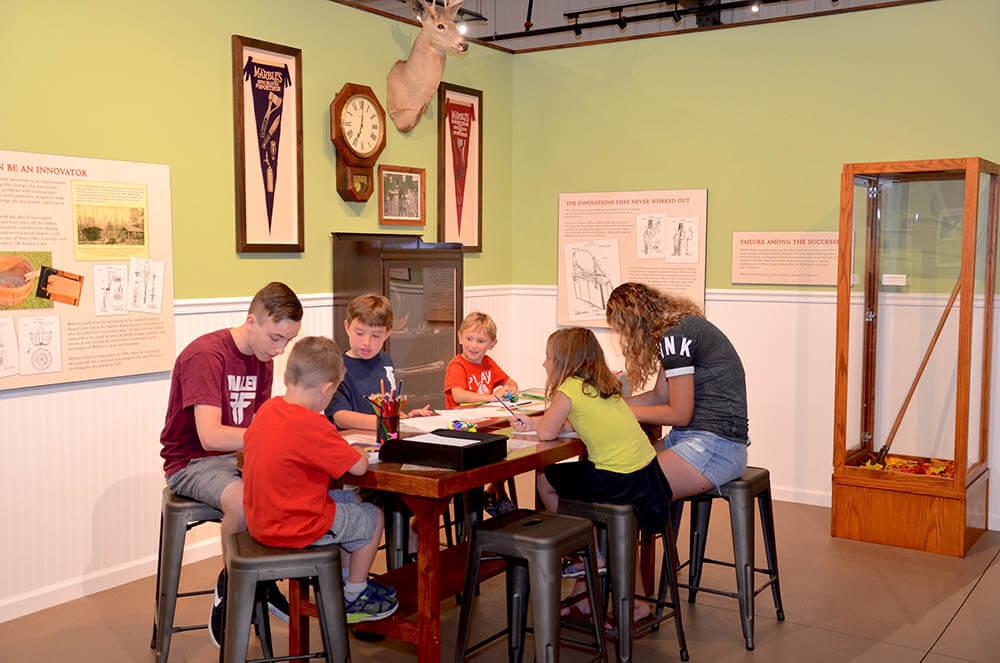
[159,281,302,646]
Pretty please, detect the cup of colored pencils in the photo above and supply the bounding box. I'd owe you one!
[369,383,405,445]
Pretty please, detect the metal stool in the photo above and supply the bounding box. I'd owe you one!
[681,466,785,650]
[221,532,350,663]
[455,509,607,663]
[559,499,688,662]
[151,488,236,662]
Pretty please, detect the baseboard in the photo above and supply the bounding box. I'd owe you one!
[0,537,221,624]
[771,485,832,508]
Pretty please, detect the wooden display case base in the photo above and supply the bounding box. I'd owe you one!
[831,468,989,557]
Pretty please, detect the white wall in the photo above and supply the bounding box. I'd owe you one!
[2,286,999,623]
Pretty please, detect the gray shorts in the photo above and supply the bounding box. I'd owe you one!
[311,489,379,552]
[166,454,241,510]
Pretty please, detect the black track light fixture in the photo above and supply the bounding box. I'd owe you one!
[672,3,682,23]
[617,9,628,29]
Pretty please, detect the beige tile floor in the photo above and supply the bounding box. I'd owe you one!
[1,500,998,662]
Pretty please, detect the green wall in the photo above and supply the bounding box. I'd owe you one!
[511,0,1000,287]
[1,0,513,296]
[4,0,998,295]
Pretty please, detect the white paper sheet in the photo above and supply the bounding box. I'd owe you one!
[407,432,484,447]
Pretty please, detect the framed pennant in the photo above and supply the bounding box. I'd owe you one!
[232,35,304,253]
[437,82,482,252]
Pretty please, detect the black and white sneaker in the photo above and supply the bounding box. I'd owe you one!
[208,568,227,648]
[265,581,290,624]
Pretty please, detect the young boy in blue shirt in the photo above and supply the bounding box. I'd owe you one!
[325,294,432,428]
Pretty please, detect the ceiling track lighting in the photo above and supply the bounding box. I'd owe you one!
[672,3,682,22]
[751,1,761,14]
[617,9,628,30]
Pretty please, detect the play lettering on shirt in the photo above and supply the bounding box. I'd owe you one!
[468,369,494,393]
[228,374,257,424]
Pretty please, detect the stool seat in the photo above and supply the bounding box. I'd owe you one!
[222,533,349,663]
[163,489,223,522]
[228,535,342,580]
[475,509,594,555]
[713,466,771,499]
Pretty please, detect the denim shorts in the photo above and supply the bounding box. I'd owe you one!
[662,429,747,489]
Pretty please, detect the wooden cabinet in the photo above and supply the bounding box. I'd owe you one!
[832,158,999,556]
[332,233,463,410]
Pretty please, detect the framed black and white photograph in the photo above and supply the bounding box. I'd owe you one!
[232,35,304,252]
[378,164,426,226]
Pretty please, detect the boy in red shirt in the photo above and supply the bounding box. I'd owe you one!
[244,336,397,624]
[444,312,518,408]
[444,312,519,514]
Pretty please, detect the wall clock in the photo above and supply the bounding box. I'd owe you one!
[330,82,387,202]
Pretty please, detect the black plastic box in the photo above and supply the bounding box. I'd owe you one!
[378,429,508,470]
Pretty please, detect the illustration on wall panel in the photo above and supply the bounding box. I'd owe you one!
[0,317,19,377]
[18,315,61,376]
[666,216,699,263]
[93,264,128,316]
[127,257,165,315]
[565,239,622,322]
[636,214,666,259]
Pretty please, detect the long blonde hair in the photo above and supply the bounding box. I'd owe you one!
[545,328,621,400]
[605,282,703,388]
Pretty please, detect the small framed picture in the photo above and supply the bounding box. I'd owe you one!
[378,165,426,226]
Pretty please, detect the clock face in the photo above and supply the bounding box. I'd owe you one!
[340,94,383,158]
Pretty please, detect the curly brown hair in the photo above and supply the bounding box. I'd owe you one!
[605,282,703,388]
[544,328,621,400]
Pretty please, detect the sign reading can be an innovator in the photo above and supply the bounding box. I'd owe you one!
[731,231,839,286]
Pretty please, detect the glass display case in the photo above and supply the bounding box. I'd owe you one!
[332,233,463,410]
[832,158,999,556]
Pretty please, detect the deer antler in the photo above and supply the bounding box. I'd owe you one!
[443,0,464,20]
[415,0,437,20]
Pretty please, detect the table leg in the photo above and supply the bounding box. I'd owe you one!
[402,495,449,663]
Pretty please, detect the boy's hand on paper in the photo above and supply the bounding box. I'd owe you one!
[493,385,512,399]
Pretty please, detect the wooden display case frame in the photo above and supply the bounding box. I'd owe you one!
[832,158,1000,556]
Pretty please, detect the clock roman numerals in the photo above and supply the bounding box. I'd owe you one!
[331,84,385,202]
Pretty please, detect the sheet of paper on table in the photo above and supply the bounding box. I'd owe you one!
[400,463,454,472]
[408,432,484,447]
[344,433,377,446]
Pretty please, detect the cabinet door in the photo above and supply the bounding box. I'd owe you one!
[383,260,461,409]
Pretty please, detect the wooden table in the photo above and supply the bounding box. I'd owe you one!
[288,429,585,662]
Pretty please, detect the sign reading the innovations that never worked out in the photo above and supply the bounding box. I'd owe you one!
[731,231,839,286]
[0,150,174,391]
[557,189,708,328]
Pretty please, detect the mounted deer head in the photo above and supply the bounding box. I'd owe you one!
[387,0,468,133]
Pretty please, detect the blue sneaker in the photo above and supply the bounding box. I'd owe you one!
[366,578,397,600]
[345,585,399,624]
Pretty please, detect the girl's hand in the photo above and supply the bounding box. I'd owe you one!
[406,406,436,418]
[510,413,536,432]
